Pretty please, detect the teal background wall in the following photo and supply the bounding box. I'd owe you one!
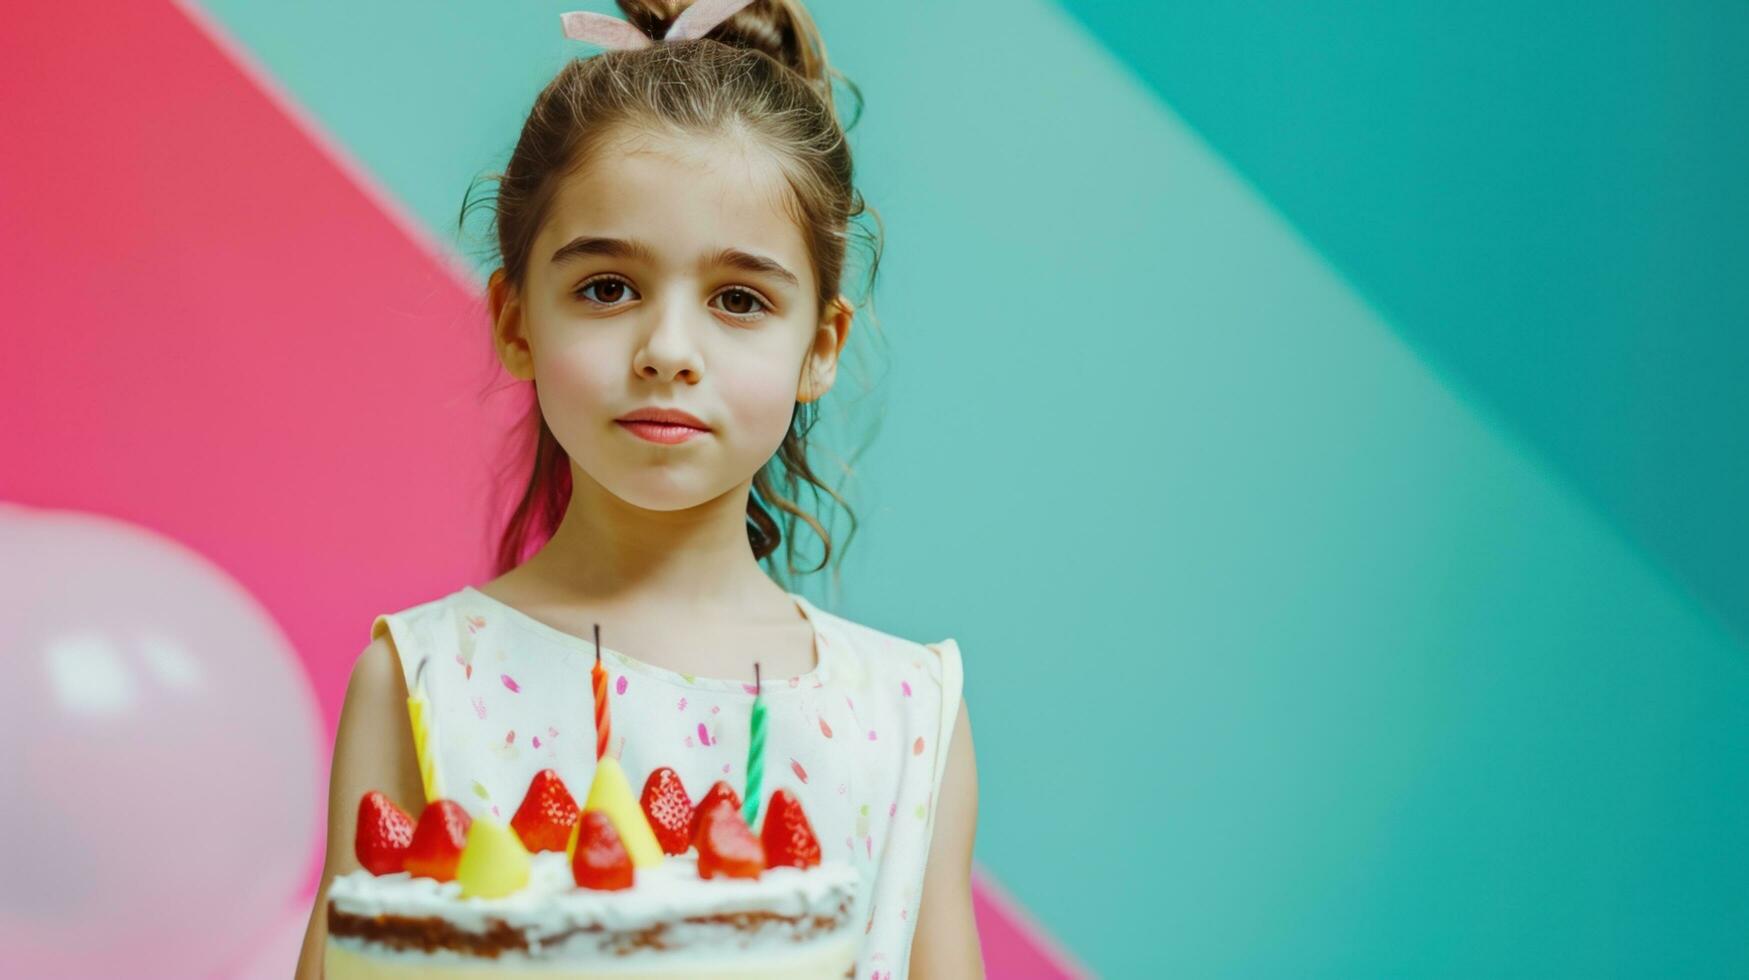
[1059,1,1749,648]
[190,1,1749,974]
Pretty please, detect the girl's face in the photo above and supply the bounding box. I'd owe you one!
[491,129,850,513]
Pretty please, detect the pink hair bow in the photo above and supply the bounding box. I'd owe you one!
[560,0,758,49]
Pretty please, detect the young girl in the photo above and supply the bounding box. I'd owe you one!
[295,2,980,977]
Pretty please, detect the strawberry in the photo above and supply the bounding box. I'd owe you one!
[640,767,694,856]
[690,780,742,843]
[694,798,764,880]
[571,811,635,891]
[511,769,580,852]
[354,791,415,875]
[760,789,821,870]
[403,799,472,882]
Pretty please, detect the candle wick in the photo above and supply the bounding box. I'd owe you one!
[593,623,601,665]
[755,661,761,694]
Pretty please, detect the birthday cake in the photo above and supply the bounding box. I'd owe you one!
[324,759,862,978]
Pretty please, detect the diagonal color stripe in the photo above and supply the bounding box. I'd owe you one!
[973,865,1094,979]
[1054,0,1749,646]
[170,0,478,290]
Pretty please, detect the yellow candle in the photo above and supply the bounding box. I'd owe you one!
[407,658,444,802]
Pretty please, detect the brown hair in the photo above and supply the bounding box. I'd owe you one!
[458,0,885,594]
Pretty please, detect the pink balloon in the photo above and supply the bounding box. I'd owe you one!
[0,503,322,977]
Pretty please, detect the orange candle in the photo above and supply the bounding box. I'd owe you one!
[592,624,611,761]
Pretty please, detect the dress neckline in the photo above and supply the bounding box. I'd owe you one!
[457,585,834,694]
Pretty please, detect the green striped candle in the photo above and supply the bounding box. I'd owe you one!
[743,661,766,828]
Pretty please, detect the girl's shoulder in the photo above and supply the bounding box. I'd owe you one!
[370,587,464,630]
[802,598,964,704]
[364,585,478,689]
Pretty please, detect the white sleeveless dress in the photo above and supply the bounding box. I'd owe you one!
[369,585,964,980]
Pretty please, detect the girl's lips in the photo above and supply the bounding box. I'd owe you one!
[616,420,707,445]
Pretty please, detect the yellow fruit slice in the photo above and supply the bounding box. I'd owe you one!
[455,815,531,898]
[572,756,665,869]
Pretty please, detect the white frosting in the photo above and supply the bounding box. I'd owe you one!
[329,852,860,957]
[325,933,861,979]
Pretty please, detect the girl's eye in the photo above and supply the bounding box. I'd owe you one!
[573,277,771,320]
[575,275,638,307]
[713,287,771,319]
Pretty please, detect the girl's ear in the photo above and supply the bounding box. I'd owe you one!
[488,268,535,382]
[799,295,853,403]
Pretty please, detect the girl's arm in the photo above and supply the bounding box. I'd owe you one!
[294,635,426,979]
[909,696,985,978]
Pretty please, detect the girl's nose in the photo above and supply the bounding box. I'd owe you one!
[632,295,706,382]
